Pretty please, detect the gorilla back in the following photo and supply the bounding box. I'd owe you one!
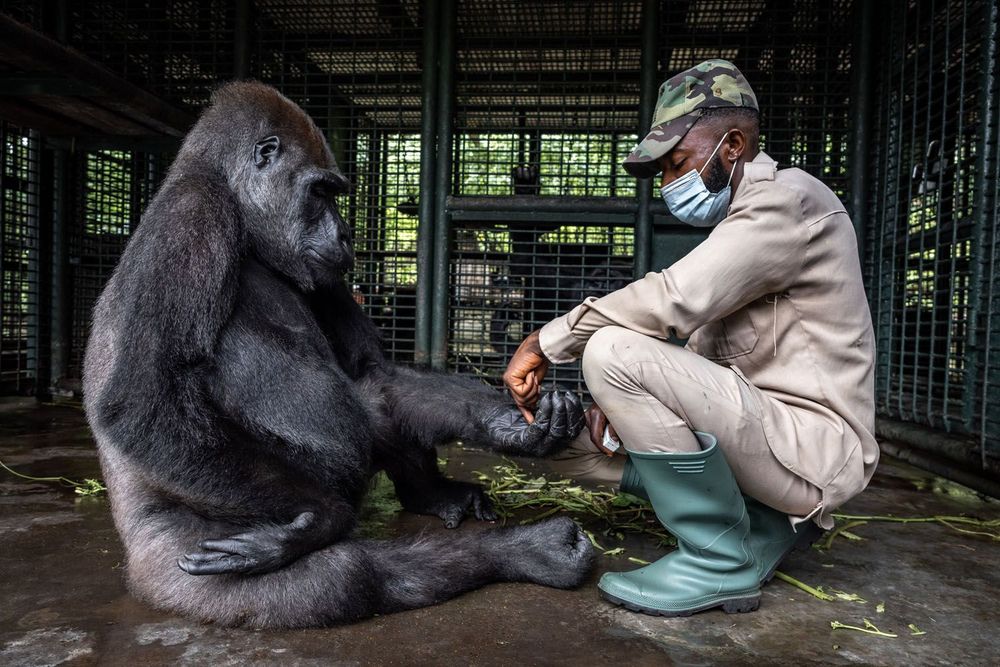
[83,81,591,629]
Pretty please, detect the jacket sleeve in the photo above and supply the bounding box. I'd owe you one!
[538,182,809,363]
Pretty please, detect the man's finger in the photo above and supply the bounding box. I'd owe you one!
[589,410,606,450]
[595,436,617,457]
[524,373,543,406]
[507,372,535,405]
[518,404,535,424]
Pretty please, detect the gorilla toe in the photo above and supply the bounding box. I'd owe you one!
[401,479,497,529]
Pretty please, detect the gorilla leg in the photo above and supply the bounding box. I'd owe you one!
[364,368,583,528]
[104,438,592,629]
[126,500,591,629]
[373,440,497,529]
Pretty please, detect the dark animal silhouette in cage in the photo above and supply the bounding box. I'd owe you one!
[512,164,540,195]
[490,244,632,356]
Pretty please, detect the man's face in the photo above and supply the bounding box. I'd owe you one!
[657,121,732,192]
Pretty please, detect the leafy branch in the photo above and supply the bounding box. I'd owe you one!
[0,458,106,496]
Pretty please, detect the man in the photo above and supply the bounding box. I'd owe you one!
[503,60,877,617]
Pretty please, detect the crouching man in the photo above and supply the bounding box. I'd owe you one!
[503,60,878,617]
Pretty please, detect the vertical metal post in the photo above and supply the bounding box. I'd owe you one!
[414,0,439,367]
[430,0,455,371]
[848,0,874,258]
[0,127,6,380]
[26,131,42,394]
[634,0,658,278]
[234,0,252,79]
[35,142,54,398]
[966,0,999,460]
[48,148,70,391]
[363,132,381,290]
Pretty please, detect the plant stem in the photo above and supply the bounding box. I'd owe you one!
[773,570,836,601]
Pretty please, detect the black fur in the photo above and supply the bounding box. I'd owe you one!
[82,81,590,629]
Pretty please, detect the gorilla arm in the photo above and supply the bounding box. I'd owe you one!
[310,280,585,457]
[379,366,584,457]
[305,280,583,529]
[181,305,372,576]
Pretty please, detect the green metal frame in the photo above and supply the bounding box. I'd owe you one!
[415,0,439,367]
[430,0,456,372]
[633,0,658,278]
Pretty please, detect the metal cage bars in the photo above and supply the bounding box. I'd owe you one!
[865,0,999,473]
[429,0,658,388]
[0,121,40,393]
[0,0,997,475]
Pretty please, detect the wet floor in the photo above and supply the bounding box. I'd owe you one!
[2,402,999,666]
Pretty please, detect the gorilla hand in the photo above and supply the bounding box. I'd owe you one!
[479,390,584,457]
[178,511,324,576]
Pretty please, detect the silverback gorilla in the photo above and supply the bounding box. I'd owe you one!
[82,82,592,629]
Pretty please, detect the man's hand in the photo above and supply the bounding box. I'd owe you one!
[503,330,550,423]
[584,403,620,457]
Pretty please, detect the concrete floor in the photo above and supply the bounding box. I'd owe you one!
[1,402,999,666]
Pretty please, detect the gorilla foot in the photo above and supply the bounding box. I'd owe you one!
[490,516,595,588]
[400,479,498,529]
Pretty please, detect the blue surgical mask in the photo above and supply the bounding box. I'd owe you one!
[660,133,736,227]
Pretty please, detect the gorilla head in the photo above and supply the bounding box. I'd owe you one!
[181,82,354,290]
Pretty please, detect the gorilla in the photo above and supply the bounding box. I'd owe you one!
[82,81,591,629]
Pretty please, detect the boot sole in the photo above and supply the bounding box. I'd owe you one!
[761,523,825,584]
[601,590,761,617]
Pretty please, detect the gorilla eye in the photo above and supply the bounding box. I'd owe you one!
[310,181,336,201]
[254,136,281,168]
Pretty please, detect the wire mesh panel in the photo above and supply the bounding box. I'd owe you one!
[865,0,992,464]
[449,220,634,393]
[68,150,163,378]
[255,0,424,362]
[454,0,642,198]
[68,0,235,109]
[0,0,46,29]
[0,122,40,394]
[659,0,855,202]
[984,70,1000,466]
[448,0,643,388]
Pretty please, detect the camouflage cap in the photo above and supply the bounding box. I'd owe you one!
[623,59,758,179]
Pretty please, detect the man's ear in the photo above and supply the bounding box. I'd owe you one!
[726,129,747,162]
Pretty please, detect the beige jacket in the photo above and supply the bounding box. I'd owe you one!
[539,151,877,528]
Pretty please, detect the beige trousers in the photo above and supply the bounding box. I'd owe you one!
[547,326,822,517]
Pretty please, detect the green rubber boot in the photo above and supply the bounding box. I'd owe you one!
[618,457,647,499]
[599,433,761,616]
[744,496,824,583]
[618,457,823,585]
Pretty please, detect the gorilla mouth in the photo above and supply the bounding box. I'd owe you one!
[339,237,355,260]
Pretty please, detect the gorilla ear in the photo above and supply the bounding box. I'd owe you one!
[253,136,281,168]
